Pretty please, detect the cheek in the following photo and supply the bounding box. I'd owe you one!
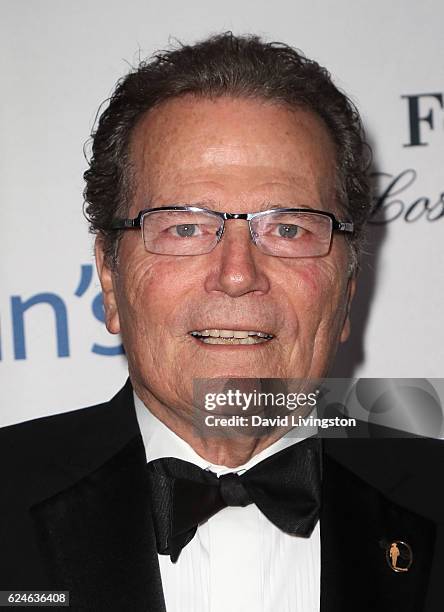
[293,265,322,299]
[277,259,349,349]
[115,253,204,334]
[281,259,342,315]
[117,260,170,324]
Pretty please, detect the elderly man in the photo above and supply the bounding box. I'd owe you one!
[1,33,442,612]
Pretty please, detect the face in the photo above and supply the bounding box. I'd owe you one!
[96,96,355,414]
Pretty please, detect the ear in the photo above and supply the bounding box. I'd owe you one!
[95,236,121,335]
[339,274,356,343]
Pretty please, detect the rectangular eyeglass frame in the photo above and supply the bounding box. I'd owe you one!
[111,205,354,233]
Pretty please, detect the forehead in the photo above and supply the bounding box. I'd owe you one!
[128,95,338,210]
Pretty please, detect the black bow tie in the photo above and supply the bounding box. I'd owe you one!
[146,437,322,562]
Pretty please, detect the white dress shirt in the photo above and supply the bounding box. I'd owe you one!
[134,392,321,612]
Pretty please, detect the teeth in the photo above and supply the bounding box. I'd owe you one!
[200,336,269,345]
[233,331,248,338]
[190,328,273,342]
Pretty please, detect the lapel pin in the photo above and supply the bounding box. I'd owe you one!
[386,540,413,573]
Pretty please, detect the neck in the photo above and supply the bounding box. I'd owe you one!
[132,381,292,468]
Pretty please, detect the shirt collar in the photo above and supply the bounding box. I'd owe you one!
[134,391,313,476]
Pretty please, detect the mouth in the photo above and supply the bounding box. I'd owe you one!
[189,329,274,345]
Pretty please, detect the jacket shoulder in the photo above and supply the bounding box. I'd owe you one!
[0,380,139,507]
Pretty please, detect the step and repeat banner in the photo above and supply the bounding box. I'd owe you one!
[1,0,443,427]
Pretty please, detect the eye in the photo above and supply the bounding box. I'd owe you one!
[277,224,301,239]
[172,224,199,237]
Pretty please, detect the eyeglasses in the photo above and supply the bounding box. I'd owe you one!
[111,205,354,257]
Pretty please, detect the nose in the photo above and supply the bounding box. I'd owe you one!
[204,221,271,298]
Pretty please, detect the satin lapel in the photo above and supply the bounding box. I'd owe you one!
[320,448,436,612]
[30,435,166,612]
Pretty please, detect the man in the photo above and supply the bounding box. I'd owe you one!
[0,33,442,611]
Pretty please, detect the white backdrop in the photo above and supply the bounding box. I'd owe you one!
[1,0,443,427]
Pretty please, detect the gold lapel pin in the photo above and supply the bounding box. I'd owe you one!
[386,540,413,573]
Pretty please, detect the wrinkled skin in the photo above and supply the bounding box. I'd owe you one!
[96,96,356,465]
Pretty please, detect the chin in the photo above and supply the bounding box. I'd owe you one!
[194,366,278,380]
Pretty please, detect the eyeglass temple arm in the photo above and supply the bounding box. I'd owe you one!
[111,218,141,229]
[333,221,354,233]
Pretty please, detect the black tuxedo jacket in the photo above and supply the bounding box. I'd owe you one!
[1,380,443,611]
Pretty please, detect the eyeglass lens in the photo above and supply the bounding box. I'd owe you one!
[252,211,332,257]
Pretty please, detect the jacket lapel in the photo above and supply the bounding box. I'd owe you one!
[321,441,436,612]
[30,434,166,612]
